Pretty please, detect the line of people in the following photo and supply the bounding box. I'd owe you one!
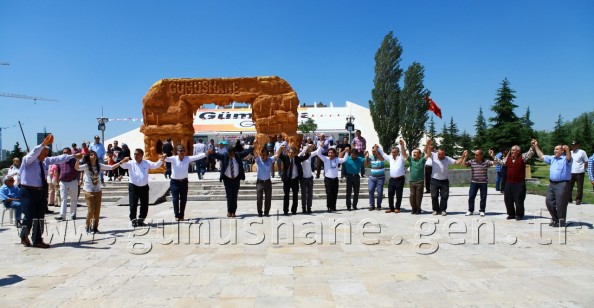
[4,133,591,249]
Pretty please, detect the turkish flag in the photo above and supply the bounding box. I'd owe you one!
[425,96,442,119]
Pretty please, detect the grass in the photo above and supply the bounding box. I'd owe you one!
[526,161,594,204]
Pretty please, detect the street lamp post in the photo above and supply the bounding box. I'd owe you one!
[345,114,355,143]
[97,117,109,143]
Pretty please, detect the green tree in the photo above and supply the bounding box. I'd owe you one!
[580,114,593,152]
[473,107,488,149]
[4,142,24,166]
[440,122,455,156]
[487,78,527,150]
[427,116,437,146]
[448,117,460,156]
[534,130,552,154]
[400,62,430,155]
[297,118,318,135]
[459,130,472,152]
[550,114,567,151]
[369,31,403,150]
[520,106,536,145]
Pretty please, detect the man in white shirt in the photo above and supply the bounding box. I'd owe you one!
[120,148,164,227]
[166,145,207,221]
[299,142,318,214]
[569,141,589,205]
[315,143,348,212]
[425,140,464,216]
[377,140,408,213]
[274,134,287,178]
[193,139,208,180]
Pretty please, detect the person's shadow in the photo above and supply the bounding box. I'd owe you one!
[0,274,24,287]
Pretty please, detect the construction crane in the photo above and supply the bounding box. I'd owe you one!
[0,92,59,102]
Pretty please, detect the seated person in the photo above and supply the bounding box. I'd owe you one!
[0,175,22,227]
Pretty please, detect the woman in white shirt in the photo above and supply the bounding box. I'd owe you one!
[75,150,128,233]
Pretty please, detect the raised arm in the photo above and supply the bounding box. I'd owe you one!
[188,153,207,162]
[375,144,390,161]
[208,149,224,161]
[338,146,349,158]
[457,150,468,165]
[239,147,254,159]
[304,144,318,158]
[532,139,545,161]
[425,140,432,160]
[399,139,408,160]
[455,150,467,165]
[275,144,285,158]
[147,156,163,169]
[22,134,54,166]
[563,145,572,162]
[315,144,329,163]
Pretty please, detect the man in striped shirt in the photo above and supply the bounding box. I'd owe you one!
[461,149,495,217]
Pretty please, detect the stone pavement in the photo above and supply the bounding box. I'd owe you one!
[1,185,593,307]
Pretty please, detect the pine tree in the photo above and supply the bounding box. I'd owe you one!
[473,107,487,149]
[487,78,527,150]
[440,122,454,155]
[550,114,566,151]
[400,62,430,155]
[448,117,460,156]
[369,31,403,150]
[459,130,473,152]
[581,114,593,152]
[520,106,536,145]
[427,116,437,145]
[6,142,24,164]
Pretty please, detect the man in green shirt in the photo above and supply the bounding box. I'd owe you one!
[340,148,366,210]
[409,147,428,214]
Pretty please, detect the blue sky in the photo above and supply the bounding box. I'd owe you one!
[1,0,593,152]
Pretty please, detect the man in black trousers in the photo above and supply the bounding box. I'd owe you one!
[278,144,311,215]
[209,146,253,217]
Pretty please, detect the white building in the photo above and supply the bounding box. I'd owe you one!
[106,101,381,150]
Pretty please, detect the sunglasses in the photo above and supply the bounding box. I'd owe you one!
[134,153,142,156]
[178,150,185,152]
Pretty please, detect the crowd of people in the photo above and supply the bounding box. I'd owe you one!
[0,134,164,248]
[1,129,593,249]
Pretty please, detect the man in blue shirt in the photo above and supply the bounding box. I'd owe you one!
[254,147,278,217]
[534,141,572,227]
[340,148,366,210]
[1,175,22,227]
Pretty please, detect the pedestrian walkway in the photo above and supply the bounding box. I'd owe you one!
[1,187,593,306]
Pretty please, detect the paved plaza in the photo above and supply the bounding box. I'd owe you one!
[1,176,593,307]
